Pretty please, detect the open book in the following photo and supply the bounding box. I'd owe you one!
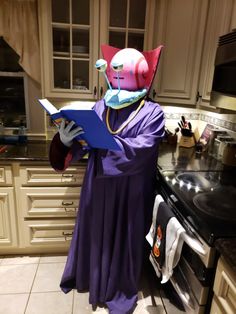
[38,99,121,150]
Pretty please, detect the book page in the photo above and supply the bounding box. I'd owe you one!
[62,101,95,111]
[38,99,59,115]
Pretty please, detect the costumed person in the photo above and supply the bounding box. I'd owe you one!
[49,44,165,314]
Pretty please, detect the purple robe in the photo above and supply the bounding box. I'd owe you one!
[49,98,165,313]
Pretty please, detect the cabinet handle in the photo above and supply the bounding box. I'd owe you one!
[152,89,157,99]
[100,86,104,97]
[62,174,74,178]
[64,207,78,212]
[62,231,73,241]
[62,201,74,206]
[93,86,97,96]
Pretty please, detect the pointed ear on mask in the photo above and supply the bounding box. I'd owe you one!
[142,45,163,92]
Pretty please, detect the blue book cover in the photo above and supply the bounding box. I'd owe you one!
[38,99,121,151]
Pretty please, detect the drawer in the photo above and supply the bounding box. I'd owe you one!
[213,257,236,314]
[20,187,81,218]
[0,166,13,185]
[19,165,86,186]
[22,219,75,247]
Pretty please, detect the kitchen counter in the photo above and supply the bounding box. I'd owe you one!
[0,140,225,169]
[0,141,51,161]
[215,238,236,274]
[158,142,225,171]
[0,140,88,162]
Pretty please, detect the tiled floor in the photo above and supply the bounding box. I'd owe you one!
[0,255,185,314]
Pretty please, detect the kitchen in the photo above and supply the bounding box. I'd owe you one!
[0,0,236,313]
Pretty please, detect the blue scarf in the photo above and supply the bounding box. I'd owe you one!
[104,88,147,109]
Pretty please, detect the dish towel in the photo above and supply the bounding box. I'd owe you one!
[146,194,185,284]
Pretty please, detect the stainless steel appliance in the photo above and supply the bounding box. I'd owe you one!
[210,29,236,111]
[155,168,236,313]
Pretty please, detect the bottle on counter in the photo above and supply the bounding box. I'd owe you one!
[0,120,4,143]
[18,121,27,143]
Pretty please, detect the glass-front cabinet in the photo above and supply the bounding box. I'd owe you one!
[38,0,156,100]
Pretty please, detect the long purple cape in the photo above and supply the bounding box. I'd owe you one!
[49,98,165,313]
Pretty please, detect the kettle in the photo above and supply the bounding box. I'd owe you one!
[222,142,236,166]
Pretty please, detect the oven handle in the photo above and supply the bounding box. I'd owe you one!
[182,232,206,256]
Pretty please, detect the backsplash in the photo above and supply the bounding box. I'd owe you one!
[163,106,236,139]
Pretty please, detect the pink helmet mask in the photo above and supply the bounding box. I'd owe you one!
[109,48,149,91]
[101,44,163,93]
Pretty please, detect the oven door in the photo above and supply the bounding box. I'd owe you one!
[170,257,207,314]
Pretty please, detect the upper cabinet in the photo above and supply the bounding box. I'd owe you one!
[152,0,208,106]
[38,0,156,101]
[39,0,100,100]
[152,0,236,107]
[198,0,236,109]
[38,0,235,107]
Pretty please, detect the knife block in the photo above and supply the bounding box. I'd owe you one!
[179,135,195,148]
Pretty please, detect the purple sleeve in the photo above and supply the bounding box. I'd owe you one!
[49,133,88,172]
[96,105,165,177]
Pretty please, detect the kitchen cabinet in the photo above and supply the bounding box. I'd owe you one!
[17,163,86,253]
[0,162,86,254]
[152,0,235,108]
[198,0,235,109]
[0,165,18,249]
[152,0,208,106]
[38,0,156,101]
[210,257,236,314]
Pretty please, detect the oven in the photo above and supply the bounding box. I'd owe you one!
[153,167,236,314]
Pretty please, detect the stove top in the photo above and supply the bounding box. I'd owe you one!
[158,169,236,244]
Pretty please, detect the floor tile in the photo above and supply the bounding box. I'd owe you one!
[39,254,67,264]
[31,263,65,292]
[73,290,95,313]
[0,264,38,294]
[1,255,40,265]
[0,293,29,314]
[25,291,73,314]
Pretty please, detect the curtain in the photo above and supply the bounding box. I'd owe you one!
[0,0,41,83]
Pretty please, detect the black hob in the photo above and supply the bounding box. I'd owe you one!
[157,169,236,245]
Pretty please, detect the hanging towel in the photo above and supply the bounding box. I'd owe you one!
[146,194,185,284]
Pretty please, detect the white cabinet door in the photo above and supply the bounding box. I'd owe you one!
[198,0,235,108]
[0,188,17,248]
[39,0,100,100]
[152,0,208,106]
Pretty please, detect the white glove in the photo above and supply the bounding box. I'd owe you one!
[58,119,84,147]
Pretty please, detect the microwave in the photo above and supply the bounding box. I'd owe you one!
[210,30,236,111]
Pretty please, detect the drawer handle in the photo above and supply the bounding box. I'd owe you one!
[62,174,74,178]
[62,231,73,241]
[64,207,77,212]
[62,201,74,206]
[62,231,73,236]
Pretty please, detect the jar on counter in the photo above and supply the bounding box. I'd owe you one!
[222,142,236,166]
[208,129,227,156]
[217,136,234,160]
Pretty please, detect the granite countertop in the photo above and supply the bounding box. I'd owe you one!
[215,238,236,274]
[157,142,224,171]
[0,140,88,162]
[0,141,52,161]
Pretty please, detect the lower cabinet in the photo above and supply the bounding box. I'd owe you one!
[0,188,18,248]
[210,257,236,314]
[0,161,86,254]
